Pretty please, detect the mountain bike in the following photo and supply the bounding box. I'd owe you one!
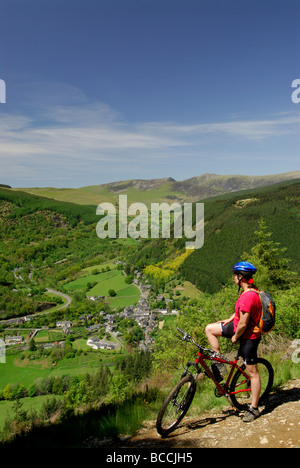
[156,327,274,437]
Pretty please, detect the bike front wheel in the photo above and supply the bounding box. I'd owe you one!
[156,374,196,437]
[230,357,274,411]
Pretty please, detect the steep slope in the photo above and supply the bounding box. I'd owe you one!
[85,379,300,449]
[0,187,97,226]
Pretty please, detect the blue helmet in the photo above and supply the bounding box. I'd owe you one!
[232,261,257,277]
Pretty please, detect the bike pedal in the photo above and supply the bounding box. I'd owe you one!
[214,384,226,398]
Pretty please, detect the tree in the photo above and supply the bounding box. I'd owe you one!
[29,338,36,351]
[52,377,63,395]
[12,399,28,423]
[125,274,133,284]
[93,365,111,397]
[65,380,94,407]
[246,219,295,291]
[28,383,37,397]
[13,384,27,399]
[108,371,134,402]
[3,384,13,400]
[275,286,300,338]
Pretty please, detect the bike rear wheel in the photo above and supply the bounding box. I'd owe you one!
[156,374,196,437]
[230,357,274,411]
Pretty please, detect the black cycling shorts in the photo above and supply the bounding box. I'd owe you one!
[221,321,261,365]
[220,321,234,338]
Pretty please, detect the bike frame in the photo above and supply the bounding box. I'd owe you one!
[183,350,251,410]
[177,328,252,410]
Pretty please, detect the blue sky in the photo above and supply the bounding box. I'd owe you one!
[0,0,299,188]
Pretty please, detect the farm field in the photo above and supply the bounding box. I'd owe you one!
[64,268,118,292]
[34,329,64,343]
[0,351,116,391]
[176,281,203,300]
[64,264,140,307]
[0,355,52,390]
[107,287,140,308]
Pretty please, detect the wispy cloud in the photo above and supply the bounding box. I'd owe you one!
[140,114,300,140]
[1,81,299,186]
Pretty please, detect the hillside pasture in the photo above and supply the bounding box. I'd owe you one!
[64,268,120,292]
[64,265,140,306]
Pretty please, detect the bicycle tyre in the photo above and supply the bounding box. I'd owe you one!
[230,357,274,411]
[156,374,196,437]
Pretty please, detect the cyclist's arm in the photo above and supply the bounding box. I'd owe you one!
[232,310,250,342]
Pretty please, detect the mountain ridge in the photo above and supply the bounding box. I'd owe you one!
[11,170,300,206]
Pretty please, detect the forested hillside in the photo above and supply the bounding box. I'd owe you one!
[0,188,97,226]
[180,180,300,293]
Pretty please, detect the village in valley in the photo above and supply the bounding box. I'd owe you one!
[2,262,179,355]
[79,267,179,353]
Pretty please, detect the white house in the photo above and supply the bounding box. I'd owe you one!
[5,336,24,345]
[87,336,101,350]
[56,321,72,328]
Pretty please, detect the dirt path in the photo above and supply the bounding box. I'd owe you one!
[87,379,300,449]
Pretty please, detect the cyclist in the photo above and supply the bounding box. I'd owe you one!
[205,261,262,422]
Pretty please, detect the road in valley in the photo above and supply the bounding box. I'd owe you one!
[0,288,72,326]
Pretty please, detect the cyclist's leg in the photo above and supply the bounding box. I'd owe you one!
[245,363,261,408]
[238,337,261,409]
[205,321,234,352]
[205,322,222,352]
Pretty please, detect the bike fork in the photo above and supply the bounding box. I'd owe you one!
[224,393,238,413]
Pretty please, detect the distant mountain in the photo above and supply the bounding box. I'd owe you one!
[171,171,300,200]
[98,176,176,192]
[15,171,300,206]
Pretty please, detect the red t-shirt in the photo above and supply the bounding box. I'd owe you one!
[234,289,262,340]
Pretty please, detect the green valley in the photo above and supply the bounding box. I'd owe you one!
[0,177,299,446]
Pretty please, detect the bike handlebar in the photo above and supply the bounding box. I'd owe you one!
[176,327,218,358]
[176,327,193,343]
